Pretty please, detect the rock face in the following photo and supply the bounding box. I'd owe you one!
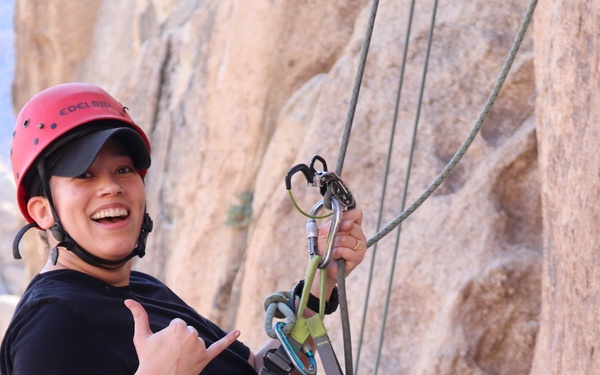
[530,1,600,374]
[5,0,551,373]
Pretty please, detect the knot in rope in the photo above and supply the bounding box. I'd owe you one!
[263,290,296,339]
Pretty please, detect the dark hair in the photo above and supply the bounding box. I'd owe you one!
[25,170,47,200]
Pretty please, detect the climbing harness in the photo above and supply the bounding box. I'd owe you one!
[261,155,355,375]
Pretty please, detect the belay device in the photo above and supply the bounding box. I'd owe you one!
[260,155,355,375]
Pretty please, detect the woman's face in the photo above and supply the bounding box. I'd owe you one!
[49,139,146,260]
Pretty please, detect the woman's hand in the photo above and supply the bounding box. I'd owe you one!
[317,208,366,284]
[125,299,240,375]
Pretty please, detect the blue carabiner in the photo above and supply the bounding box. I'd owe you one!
[274,322,317,375]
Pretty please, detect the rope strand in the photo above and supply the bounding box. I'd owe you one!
[335,1,380,374]
[354,0,417,371]
[365,0,538,249]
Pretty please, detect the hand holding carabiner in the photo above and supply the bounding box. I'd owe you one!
[315,208,366,284]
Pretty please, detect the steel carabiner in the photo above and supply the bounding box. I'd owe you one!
[307,198,342,269]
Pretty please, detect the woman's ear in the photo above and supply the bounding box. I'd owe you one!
[27,196,55,230]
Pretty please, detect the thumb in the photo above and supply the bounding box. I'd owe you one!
[205,330,241,362]
[124,299,153,343]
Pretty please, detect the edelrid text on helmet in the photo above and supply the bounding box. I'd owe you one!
[59,100,113,116]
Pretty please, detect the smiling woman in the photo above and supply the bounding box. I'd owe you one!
[0,82,368,375]
[1,83,257,375]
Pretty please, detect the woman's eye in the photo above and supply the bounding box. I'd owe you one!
[75,171,93,179]
[117,166,135,174]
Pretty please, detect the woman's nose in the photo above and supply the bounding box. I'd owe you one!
[97,174,124,196]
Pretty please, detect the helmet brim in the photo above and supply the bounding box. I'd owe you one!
[49,127,151,177]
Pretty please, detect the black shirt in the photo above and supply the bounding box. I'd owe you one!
[1,270,258,375]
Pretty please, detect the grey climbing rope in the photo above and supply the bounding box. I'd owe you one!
[263,290,296,338]
[365,0,538,249]
[353,0,420,372]
[332,0,538,373]
[334,1,380,375]
[273,0,537,373]
[372,3,438,373]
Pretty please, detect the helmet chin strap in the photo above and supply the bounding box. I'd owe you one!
[48,212,153,270]
[11,162,153,271]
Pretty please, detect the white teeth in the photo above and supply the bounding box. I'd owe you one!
[91,208,128,220]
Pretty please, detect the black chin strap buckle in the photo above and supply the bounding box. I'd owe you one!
[50,236,76,265]
[134,213,153,258]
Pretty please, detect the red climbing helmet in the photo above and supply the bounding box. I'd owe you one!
[10,82,151,223]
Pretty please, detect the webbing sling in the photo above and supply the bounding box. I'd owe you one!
[292,255,343,375]
[261,255,344,375]
[306,315,343,374]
